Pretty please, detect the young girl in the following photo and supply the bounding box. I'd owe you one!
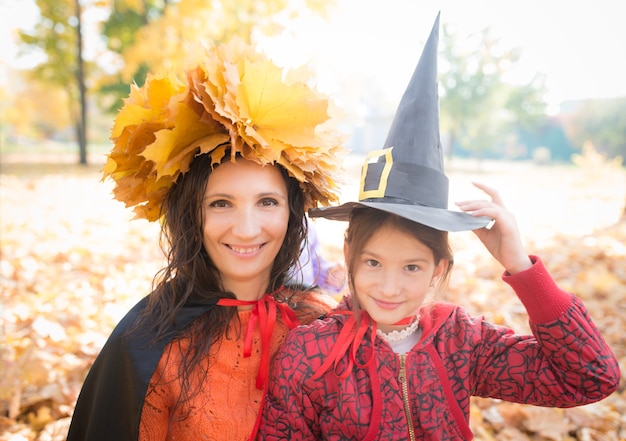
[65,39,345,441]
[258,14,620,441]
[259,185,620,440]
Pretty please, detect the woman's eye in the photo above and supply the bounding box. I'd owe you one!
[209,200,230,208]
[365,259,380,268]
[260,198,278,207]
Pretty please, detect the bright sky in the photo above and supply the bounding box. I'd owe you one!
[260,0,626,114]
[2,0,625,114]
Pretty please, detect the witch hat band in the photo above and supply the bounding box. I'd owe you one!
[309,13,492,232]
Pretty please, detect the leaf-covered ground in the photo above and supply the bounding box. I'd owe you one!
[1,153,625,440]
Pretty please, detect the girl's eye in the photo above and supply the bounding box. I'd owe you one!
[260,198,279,207]
[209,200,230,208]
[365,259,380,268]
[406,264,420,272]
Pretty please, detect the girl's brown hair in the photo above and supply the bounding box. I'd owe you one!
[344,206,454,313]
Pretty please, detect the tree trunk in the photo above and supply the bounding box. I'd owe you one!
[75,0,88,165]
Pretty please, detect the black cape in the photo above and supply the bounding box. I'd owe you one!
[66,293,217,441]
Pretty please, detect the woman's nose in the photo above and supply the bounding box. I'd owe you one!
[232,207,262,237]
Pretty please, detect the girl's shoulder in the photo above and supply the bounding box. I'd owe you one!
[287,311,344,343]
[420,302,483,336]
[278,313,345,365]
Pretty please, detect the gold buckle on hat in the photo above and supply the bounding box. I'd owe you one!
[359,147,393,199]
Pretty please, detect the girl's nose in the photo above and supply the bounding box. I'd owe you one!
[378,270,400,297]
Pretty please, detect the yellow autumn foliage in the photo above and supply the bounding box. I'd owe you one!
[102,38,347,222]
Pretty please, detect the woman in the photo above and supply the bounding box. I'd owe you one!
[66,38,345,441]
[259,14,620,440]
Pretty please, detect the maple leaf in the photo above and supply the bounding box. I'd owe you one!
[238,58,330,147]
[141,102,228,180]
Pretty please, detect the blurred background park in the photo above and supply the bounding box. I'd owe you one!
[1,0,625,440]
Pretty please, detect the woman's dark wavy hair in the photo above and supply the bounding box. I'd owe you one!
[135,150,308,418]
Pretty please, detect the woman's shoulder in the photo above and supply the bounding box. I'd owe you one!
[107,295,151,340]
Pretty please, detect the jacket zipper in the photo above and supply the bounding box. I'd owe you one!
[398,355,416,441]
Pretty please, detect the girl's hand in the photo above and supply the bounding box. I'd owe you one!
[455,182,532,274]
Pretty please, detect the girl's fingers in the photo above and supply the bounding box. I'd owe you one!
[455,199,500,214]
[471,182,505,207]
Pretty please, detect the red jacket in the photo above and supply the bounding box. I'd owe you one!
[259,257,620,440]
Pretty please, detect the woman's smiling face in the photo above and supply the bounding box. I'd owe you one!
[202,159,290,297]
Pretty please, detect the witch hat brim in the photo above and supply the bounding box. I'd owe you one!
[309,13,492,232]
[310,201,492,232]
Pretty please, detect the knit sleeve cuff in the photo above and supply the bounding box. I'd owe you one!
[502,255,573,324]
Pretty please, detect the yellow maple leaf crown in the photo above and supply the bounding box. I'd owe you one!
[103,38,347,222]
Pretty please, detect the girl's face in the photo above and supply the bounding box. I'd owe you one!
[350,224,446,333]
[202,159,290,298]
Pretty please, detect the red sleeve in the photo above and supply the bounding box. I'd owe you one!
[469,255,621,406]
[502,255,572,323]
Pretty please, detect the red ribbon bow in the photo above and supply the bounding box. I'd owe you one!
[312,309,377,380]
[311,311,419,380]
[217,287,300,390]
[217,287,300,441]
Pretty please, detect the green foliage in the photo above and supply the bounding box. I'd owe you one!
[439,24,548,159]
[98,64,150,114]
[563,98,626,160]
[97,0,166,113]
[504,74,548,132]
[101,6,150,52]
[19,0,79,87]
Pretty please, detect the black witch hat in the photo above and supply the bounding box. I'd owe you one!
[309,13,491,232]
